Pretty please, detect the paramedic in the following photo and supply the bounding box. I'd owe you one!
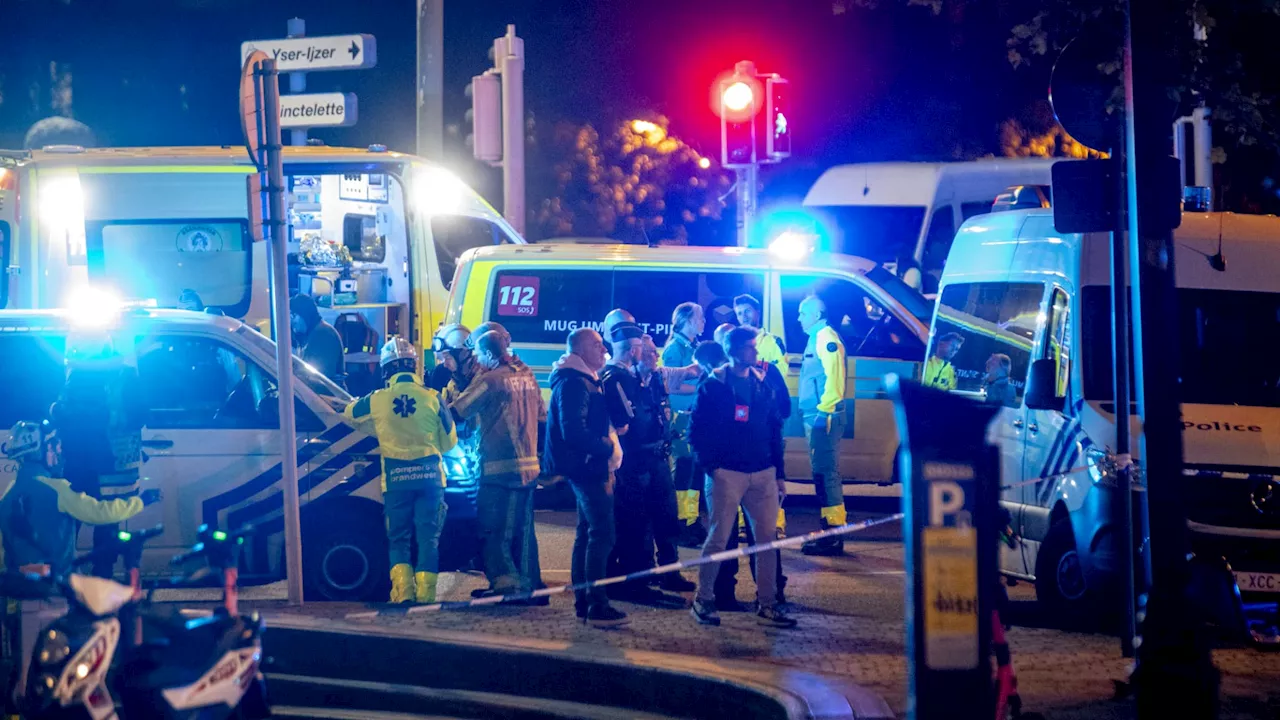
[662,302,706,546]
[344,337,458,604]
[797,295,848,557]
[733,294,786,368]
[923,332,964,391]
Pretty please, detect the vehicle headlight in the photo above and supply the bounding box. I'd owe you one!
[1086,447,1145,490]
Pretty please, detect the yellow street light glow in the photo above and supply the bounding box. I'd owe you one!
[722,81,754,113]
[698,157,711,170]
[631,120,659,134]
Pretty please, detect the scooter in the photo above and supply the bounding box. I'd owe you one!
[7,526,164,720]
[6,523,268,720]
[112,523,269,720]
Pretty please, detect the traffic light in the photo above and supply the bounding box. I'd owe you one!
[766,76,791,160]
[720,76,759,168]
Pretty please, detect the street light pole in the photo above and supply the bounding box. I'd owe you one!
[496,25,525,235]
[416,0,444,159]
[286,18,307,147]
[1123,0,1216,714]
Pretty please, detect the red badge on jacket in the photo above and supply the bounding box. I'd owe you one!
[734,404,750,423]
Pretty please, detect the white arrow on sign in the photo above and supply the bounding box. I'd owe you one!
[240,34,377,73]
[278,93,358,129]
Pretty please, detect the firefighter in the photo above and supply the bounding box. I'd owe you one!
[450,329,546,599]
[0,420,159,576]
[796,295,848,556]
[52,330,147,577]
[427,323,474,393]
[344,337,458,603]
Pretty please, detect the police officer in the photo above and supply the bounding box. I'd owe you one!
[602,325,695,600]
[0,420,159,576]
[661,302,706,546]
[344,338,458,603]
[52,330,147,577]
[797,295,848,556]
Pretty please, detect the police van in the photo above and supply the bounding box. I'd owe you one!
[797,158,1062,292]
[0,306,471,601]
[0,144,523,356]
[443,242,933,490]
[930,207,1280,616]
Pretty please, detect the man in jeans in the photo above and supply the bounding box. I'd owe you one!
[689,327,797,628]
[543,328,627,628]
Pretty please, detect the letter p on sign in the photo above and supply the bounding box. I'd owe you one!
[930,481,965,527]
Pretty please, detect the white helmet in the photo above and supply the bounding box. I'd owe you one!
[4,421,46,460]
[432,324,472,353]
[380,336,418,370]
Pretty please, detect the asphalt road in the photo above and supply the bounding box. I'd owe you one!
[238,504,1280,719]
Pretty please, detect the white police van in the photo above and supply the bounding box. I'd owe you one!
[0,306,475,601]
[930,207,1280,616]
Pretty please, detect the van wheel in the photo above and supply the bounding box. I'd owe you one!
[1035,519,1095,626]
[303,509,388,602]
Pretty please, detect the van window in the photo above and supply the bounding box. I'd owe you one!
[960,201,993,221]
[489,268,613,345]
[933,282,1044,399]
[1084,286,1280,407]
[1044,288,1071,397]
[0,334,66,427]
[433,216,501,290]
[136,335,278,430]
[921,206,957,274]
[86,220,252,315]
[614,270,763,346]
[780,274,925,361]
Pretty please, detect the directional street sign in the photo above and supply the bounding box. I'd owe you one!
[240,34,377,73]
[279,93,358,128]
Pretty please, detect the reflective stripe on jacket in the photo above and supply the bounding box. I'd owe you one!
[450,362,545,486]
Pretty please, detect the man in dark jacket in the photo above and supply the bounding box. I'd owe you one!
[689,328,797,629]
[543,327,627,628]
[290,293,345,383]
[601,325,694,601]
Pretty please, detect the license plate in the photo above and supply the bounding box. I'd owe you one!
[1235,571,1280,593]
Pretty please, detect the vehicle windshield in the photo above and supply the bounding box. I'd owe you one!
[807,205,927,265]
[865,265,933,325]
[1083,286,1280,407]
[235,325,353,407]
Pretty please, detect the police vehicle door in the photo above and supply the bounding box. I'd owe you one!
[128,332,290,574]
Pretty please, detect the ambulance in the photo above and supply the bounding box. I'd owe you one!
[0,144,523,351]
[443,242,933,491]
[0,305,435,601]
[930,207,1280,618]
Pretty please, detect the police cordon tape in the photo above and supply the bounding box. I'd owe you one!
[344,512,905,620]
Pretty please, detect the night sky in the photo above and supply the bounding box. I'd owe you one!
[0,0,1045,206]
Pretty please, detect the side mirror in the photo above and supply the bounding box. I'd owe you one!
[1024,358,1064,412]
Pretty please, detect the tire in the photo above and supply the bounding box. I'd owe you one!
[1034,519,1096,626]
[302,507,388,602]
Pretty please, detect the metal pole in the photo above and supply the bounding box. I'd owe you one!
[1110,218,1137,658]
[735,168,749,247]
[287,18,307,147]
[1124,0,1215,714]
[260,58,305,606]
[499,25,525,235]
[416,0,444,159]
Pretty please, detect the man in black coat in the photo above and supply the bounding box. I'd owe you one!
[543,327,627,628]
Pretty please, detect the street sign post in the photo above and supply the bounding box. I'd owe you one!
[239,51,305,606]
[241,34,377,73]
[279,93,358,129]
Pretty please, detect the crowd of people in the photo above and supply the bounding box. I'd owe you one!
[355,291,856,630]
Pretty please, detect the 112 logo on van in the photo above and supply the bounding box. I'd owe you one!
[496,276,540,317]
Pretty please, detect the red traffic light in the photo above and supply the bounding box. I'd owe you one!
[722,81,754,113]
